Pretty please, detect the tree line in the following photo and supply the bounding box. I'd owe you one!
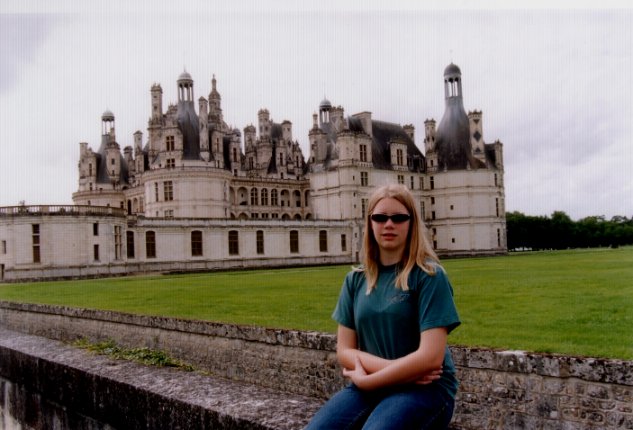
[506,211,633,251]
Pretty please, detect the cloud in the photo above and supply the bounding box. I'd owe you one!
[0,5,631,220]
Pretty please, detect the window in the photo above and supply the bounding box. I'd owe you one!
[250,188,258,205]
[1,240,6,254]
[496,198,500,217]
[341,234,347,252]
[146,231,156,258]
[166,135,175,151]
[410,176,414,189]
[360,144,367,162]
[432,211,436,220]
[261,189,268,206]
[166,158,175,168]
[421,201,425,219]
[164,181,173,201]
[228,230,239,255]
[289,230,299,253]
[360,171,368,187]
[271,189,278,206]
[497,229,501,247]
[233,148,238,162]
[191,231,203,256]
[94,244,100,261]
[431,197,435,205]
[419,177,424,189]
[397,175,404,185]
[126,231,135,259]
[164,209,174,219]
[396,149,403,165]
[154,183,159,201]
[93,223,99,236]
[256,230,264,254]
[88,163,93,176]
[114,226,122,260]
[361,199,368,218]
[32,224,40,263]
[494,174,498,187]
[430,176,435,190]
[319,230,328,252]
[294,190,301,207]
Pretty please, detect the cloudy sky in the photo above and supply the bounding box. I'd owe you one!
[1,1,631,220]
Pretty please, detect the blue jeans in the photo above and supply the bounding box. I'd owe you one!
[305,383,454,430]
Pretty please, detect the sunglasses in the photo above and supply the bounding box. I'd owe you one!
[369,213,411,224]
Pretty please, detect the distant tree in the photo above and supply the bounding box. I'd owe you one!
[506,212,633,250]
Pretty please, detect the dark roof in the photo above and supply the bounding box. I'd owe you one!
[95,135,130,185]
[177,101,200,160]
[444,63,461,77]
[347,117,425,172]
[222,136,232,171]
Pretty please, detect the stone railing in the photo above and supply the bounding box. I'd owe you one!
[0,205,126,217]
[0,301,632,429]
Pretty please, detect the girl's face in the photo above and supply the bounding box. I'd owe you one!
[370,197,411,259]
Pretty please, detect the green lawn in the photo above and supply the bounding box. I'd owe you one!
[1,247,632,360]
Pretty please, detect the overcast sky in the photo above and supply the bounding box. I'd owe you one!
[1,1,631,220]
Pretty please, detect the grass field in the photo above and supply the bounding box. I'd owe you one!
[1,247,632,360]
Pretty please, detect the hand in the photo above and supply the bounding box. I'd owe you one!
[414,367,443,385]
[342,356,370,390]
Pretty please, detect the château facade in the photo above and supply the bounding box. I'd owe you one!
[0,64,506,281]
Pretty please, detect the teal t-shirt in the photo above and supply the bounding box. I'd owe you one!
[332,263,461,398]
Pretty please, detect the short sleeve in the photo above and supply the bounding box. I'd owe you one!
[332,272,357,330]
[417,266,461,334]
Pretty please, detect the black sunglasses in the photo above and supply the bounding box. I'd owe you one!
[369,213,411,224]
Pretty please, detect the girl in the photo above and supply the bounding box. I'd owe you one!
[306,184,461,429]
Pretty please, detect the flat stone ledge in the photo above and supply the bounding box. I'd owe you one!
[0,327,323,430]
[0,301,337,351]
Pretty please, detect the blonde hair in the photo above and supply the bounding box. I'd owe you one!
[358,184,439,294]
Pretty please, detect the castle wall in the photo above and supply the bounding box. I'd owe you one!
[0,207,355,282]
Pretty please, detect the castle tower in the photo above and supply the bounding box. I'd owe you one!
[176,71,201,160]
[133,131,145,174]
[177,70,194,102]
[199,97,210,161]
[148,84,163,157]
[150,84,163,122]
[469,110,486,163]
[435,63,472,170]
[208,74,223,126]
[319,98,331,125]
[258,109,271,138]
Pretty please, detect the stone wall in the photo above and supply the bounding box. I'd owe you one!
[1,301,632,429]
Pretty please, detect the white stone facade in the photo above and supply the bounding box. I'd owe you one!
[0,64,506,281]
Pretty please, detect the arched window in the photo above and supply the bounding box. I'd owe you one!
[146,231,156,258]
[250,188,258,205]
[261,188,268,206]
[191,231,203,256]
[319,230,328,252]
[289,230,299,253]
[256,230,264,254]
[126,231,135,259]
[271,189,278,206]
[228,230,239,255]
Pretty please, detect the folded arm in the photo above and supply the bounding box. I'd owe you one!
[336,325,446,391]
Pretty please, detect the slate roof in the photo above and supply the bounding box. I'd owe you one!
[347,117,425,172]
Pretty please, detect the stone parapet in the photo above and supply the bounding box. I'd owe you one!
[0,327,321,429]
[1,301,632,429]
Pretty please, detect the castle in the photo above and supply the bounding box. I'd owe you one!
[0,64,506,281]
